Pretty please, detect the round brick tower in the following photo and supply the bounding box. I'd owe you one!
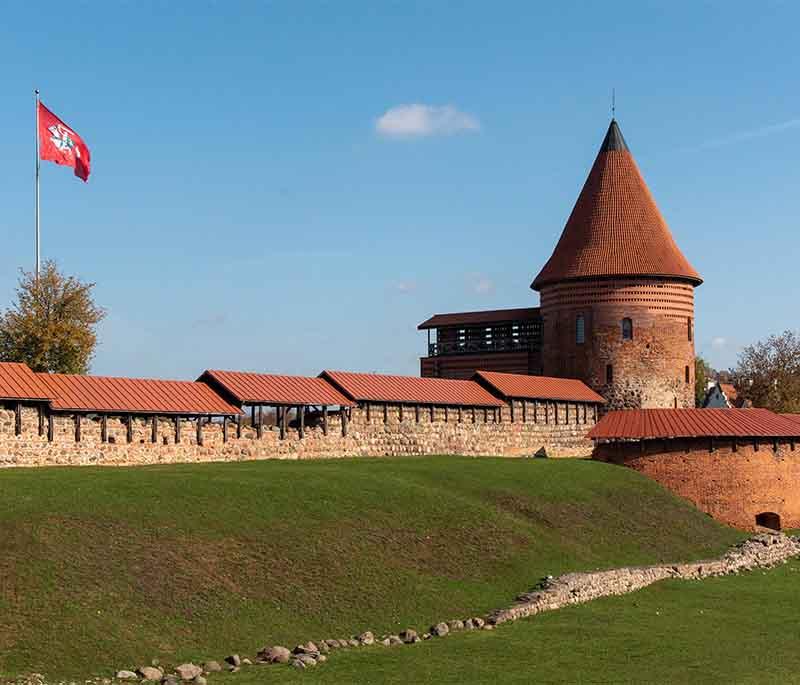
[531,120,702,410]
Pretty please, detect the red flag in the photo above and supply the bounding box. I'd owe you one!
[38,102,91,182]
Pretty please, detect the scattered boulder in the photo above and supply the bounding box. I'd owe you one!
[317,654,327,663]
[482,624,494,630]
[115,671,138,681]
[162,675,179,685]
[293,642,319,655]
[431,622,449,637]
[137,667,162,681]
[358,631,375,645]
[472,617,486,629]
[295,654,317,667]
[224,655,241,667]
[256,645,291,664]
[201,662,221,673]
[192,677,206,685]
[387,635,403,646]
[399,629,418,644]
[175,665,202,682]
[464,619,475,630]
[241,658,252,666]
[422,633,432,640]
[347,639,360,648]
[317,641,330,653]
[447,620,464,632]
[290,659,306,670]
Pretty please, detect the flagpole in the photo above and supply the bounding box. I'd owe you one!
[35,89,40,279]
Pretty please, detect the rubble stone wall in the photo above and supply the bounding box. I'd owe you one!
[0,399,597,468]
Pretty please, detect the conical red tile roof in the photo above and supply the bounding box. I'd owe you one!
[531,120,701,290]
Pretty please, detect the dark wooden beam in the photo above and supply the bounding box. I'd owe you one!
[366,403,371,422]
[74,413,81,442]
[522,401,527,423]
[101,414,108,443]
[251,404,256,429]
[472,407,476,423]
[298,405,305,439]
[323,405,328,435]
[236,413,242,439]
[534,401,538,423]
[222,416,228,443]
[126,415,133,443]
[14,403,22,436]
[38,404,44,436]
[47,412,54,442]
[430,405,434,422]
[415,404,420,423]
[458,405,463,423]
[341,405,348,437]
[444,406,448,423]
[383,403,388,424]
[399,404,404,422]
[151,416,158,443]
[256,405,263,439]
[196,417,203,446]
[279,406,286,440]
[483,407,488,423]
[510,401,515,423]
[175,416,181,443]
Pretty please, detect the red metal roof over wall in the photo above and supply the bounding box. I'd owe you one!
[320,370,504,407]
[418,307,541,330]
[532,120,702,290]
[782,414,800,427]
[0,362,53,401]
[37,373,242,416]
[589,409,800,441]
[474,370,606,404]
[200,370,354,406]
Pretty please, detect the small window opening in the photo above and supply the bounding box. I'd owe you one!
[622,318,633,340]
[606,364,614,384]
[685,365,690,384]
[576,315,585,345]
[688,317,693,342]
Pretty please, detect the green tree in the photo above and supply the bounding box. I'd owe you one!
[695,356,714,407]
[732,330,800,413]
[0,260,106,374]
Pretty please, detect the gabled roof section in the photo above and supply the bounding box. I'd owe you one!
[320,370,504,407]
[37,373,242,416]
[199,370,354,406]
[473,370,606,404]
[589,409,800,441]
[532,119,702,290]
[418,307,541,330]
[0,362,53,401]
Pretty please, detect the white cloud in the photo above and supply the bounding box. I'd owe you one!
[711,336,727,349]
[393,280,417,294]
[375,104,480,138]
[467,273,495,296]
[692,117,800,150]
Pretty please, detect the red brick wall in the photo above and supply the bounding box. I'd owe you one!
[539,277,696,409]
[594,438,800,530]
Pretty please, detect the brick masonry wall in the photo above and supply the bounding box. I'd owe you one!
[0,399,597,468]
[594,438,800,530]
[539,277,696,410]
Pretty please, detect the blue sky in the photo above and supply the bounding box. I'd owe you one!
[1,2,798,379]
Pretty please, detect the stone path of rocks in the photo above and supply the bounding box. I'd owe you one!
[5,533,799,685]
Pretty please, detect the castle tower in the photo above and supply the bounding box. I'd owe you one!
[531,120,702,409]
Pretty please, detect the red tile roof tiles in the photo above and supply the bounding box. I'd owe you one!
[418,307,540,330]
[473,370,606,404]
[532,120,702,290]
[589,408,800,441]
[0,362,53,401]
[37,372,241,416]
[199,370,354,406]
[320,370,504,407]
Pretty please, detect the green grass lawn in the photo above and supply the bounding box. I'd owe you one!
[0,456,742,678]
[218,559,800,684]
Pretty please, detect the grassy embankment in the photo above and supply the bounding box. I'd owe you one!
[0,456,743,678]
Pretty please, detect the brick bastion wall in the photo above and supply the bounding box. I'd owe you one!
[594,438,800,530]
[0,399,596,468]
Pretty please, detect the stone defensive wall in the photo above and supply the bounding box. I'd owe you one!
[591,409,800,531]
[0,364,605,468]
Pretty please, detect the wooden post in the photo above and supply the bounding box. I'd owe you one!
[256,405,263,439]
[14,403,22,436]
[151,416,158,443]
[74,413,81,442]
[415,404,420,423]
[341,405,348,437]
[126,415,133,443]
[223,416,228,443]
[366,403,371,422]
[458,405,463,423]
[175,416,181,443]
[251,405,256,429]
[196,417,203,446]
[534,401,538,423]
[298,405,305,439]
[472,407,476,423]
[483,407,488,422]
[522,401,527,423]
[47,412,54,442]
[236,413,242,438]
[732,438,738,453]
[510,401,515,423]
[444,406,448,423]
[322,405,329,435]
[278,406,286,440]
[38,404,44,436]
[101,414,108,443]
[430,405,434,422]
[383,403,388,424]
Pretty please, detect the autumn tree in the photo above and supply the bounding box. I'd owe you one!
[695,356,714,407]
[0,261,106,374]
[731,330,800,413]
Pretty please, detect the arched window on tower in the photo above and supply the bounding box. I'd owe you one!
[621,318,633,340]
[685,365,690,384]
[688,317,693,342]
[576,315,585,345]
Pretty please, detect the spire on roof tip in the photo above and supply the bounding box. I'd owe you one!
[599,118,628,152]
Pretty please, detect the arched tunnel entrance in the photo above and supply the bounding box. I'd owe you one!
[755,512,782,531]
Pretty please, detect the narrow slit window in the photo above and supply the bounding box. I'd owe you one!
[687,317,693,342]
[576,315,585,345]
[606,364,614,384]
[685,365,690,384]
[622,318,633,340]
